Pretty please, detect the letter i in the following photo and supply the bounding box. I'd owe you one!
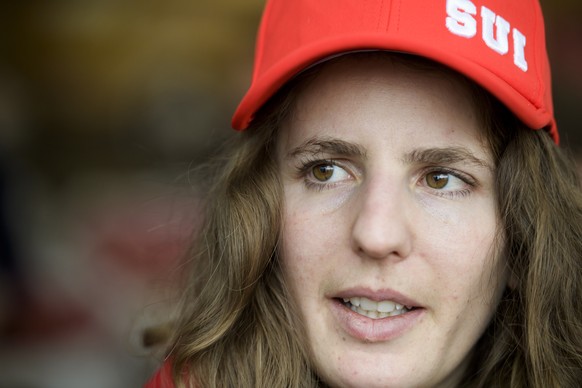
[513,29,528,72]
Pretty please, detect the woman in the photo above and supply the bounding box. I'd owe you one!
[147,0,582,386]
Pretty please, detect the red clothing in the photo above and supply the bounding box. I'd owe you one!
[145,360,175,388]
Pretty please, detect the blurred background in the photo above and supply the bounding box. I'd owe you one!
[0,1,580,387]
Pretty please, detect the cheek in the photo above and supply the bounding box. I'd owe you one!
[444,238,506,321]
[280,211,320,290]
[420,194,498,260]
[419,204,504,299]
[280,199,345,298]
[281,193,345,260]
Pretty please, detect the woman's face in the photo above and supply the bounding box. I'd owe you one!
[277,56,508,388]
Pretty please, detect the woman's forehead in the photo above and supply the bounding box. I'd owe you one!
[278,54,487,153]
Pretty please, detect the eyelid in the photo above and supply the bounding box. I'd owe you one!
[418,166,477,199]
[295,157,358,189]
[421,166,477,187]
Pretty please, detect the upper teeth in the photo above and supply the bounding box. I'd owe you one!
[342,296,410,319]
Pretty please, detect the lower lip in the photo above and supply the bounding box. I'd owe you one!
[329,299,425,342]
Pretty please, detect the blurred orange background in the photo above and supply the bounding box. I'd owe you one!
[0,1,580,387]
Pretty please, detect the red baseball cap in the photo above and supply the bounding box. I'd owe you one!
[231,0,558,143]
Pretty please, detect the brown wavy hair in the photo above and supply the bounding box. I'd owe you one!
[166,53,582,387]
[461,91,582,387]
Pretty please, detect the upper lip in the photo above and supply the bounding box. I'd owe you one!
[331,287,423,308]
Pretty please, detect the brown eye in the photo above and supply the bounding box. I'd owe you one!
[426,173,449,189]
[312,164,335,181]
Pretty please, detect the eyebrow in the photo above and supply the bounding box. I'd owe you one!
[403,147,492,170]
[286,137,491,170]
[286,137,367,160]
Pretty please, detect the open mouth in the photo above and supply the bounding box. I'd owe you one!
[339,296,416,319]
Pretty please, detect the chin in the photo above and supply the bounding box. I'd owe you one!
[313,349,466,388]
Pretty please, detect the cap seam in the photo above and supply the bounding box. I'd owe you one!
[532,0,545,109]
[395,0,401,32]
[252,0,275,83]
[376,0,386,31]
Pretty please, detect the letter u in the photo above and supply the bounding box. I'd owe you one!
[481,6,510,55]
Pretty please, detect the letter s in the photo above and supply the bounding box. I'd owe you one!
[446,0,477,39]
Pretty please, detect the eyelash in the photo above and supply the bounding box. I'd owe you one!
[420,166,476,199]
[295,158,353,191]
[295,158,477,198]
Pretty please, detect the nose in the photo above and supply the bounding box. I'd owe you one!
[351,179,413,260]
